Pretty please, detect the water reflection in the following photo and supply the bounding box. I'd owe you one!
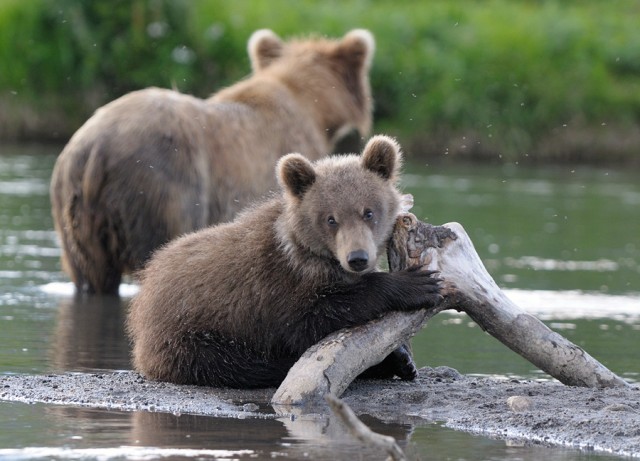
[1,402,617,461]
[2,402,415,460]
[50,296,131,372]
[134,410,414,460]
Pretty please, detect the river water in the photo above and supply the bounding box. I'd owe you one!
[0,143,638,460]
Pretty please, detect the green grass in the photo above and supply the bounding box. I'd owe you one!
[1,0,639,162]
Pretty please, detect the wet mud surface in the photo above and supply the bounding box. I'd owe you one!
[2,367,639,457]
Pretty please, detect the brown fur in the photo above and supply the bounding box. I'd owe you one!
[127,136,441,388]
[50,29,375,294]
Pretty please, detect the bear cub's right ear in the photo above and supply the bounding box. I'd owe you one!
[278,153,317,200]
[361,135,402,183]
[248,29,283,72]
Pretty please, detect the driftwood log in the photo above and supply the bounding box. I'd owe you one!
[271,214,628,408]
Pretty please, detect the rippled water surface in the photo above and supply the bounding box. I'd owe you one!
[1,144,638,460]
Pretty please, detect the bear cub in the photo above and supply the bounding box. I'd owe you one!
[127,135,441,388]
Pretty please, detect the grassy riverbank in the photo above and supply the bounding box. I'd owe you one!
[1,0,639,163]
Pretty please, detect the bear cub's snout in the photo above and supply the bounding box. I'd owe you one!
[347,249,369,272]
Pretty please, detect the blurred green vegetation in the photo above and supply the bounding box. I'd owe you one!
[1,0,639,163]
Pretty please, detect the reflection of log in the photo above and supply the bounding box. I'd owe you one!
[271,214,628,407]
[325,394,408,461]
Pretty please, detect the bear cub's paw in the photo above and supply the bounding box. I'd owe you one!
[390,344,419,380]
[358,344,418,381]
[387,266,442,310]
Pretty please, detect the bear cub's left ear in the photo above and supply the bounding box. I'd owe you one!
[361,135,402,183]
[277,153,317,200]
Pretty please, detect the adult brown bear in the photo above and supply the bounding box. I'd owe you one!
[50,29,375,295]
[127,135,441,388]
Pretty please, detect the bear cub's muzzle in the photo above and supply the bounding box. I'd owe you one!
[347,249,369,272]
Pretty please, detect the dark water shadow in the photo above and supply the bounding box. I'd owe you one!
[50,295,132,372]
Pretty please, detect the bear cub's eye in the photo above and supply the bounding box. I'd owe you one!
[363,209,374,221]
[327,216,338,226]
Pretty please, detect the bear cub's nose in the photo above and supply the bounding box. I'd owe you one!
[347,249,369,272]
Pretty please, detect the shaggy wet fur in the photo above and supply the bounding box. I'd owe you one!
[127,136,441,388]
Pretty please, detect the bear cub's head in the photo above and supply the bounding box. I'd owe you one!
[277,135,403,274]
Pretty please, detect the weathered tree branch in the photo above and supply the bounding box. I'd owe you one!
[271,307,447,407]
[271,213,628,408]
[404,216,629,389]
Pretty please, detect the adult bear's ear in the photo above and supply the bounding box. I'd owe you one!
[277,153,317,200]
[361,135,403,183]
[334,29,375,71]
[332,29,375,136]
[248,29,283,72]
